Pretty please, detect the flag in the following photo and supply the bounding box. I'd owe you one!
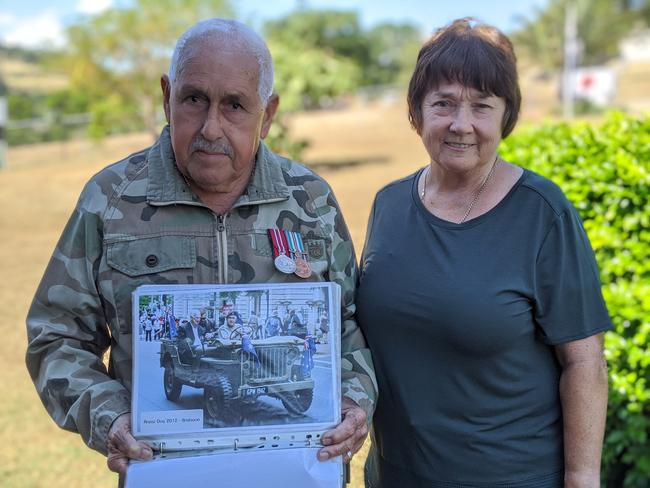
[241,335,259,363]
[301,336,315,378]
[166,312,177,338]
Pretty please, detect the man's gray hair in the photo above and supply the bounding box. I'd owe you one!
[168,18,274,105]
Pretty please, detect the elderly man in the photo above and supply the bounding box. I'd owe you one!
[25,18,376,479]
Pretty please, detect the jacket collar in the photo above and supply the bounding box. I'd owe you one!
[147,125,290,207]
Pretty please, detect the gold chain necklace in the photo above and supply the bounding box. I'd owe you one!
[420,155,499,224]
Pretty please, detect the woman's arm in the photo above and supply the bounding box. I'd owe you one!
[555,333,608,488]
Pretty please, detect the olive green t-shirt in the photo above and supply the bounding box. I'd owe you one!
[357,168,611,488]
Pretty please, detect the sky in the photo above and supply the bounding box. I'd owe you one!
[0,0,548,50]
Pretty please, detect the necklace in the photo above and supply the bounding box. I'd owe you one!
[420,155,499,224]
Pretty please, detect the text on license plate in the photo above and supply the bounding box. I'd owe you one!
[242,386,268,397]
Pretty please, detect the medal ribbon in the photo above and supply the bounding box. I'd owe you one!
[280,230,293,258]
[267,229,290,258]
[284,230,298,258]
[294,232,308,259]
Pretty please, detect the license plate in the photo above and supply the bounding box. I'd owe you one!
[242,386,268,397]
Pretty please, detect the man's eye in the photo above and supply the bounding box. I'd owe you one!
[433,100,450,108]
[230,102,243,110]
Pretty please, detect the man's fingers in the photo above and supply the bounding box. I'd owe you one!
[322,406,366,445]
[317,406,369,462]
[106,413,153,475]
[107,453,129,475]
[107,440,153,474]
[322,417,355,446]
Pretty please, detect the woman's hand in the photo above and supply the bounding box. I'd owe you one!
[317,397,369,463]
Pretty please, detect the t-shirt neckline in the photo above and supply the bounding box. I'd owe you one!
[410,166,528,229]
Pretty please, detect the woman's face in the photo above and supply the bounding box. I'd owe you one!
[419,81,506,174]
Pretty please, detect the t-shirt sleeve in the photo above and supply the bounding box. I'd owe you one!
[533,208,612,345]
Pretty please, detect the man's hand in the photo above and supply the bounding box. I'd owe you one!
[107,413,153,475]
[317,397,368,463]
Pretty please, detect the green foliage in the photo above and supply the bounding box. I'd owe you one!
[500,112,650,487]
[265,9,421,110]
[270,39,362,111]
[87,93,143,140]
[264,114,308,162]
[364,23,421,86]
[64,0,233,138]
[7,89,92,145]
[264,10,370,67]
[262,9,421,160]
[511,0,649,68]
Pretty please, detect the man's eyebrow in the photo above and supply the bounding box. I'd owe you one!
[176,83,206,95]
[222,90,253,101]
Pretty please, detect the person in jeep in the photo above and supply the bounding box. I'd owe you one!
[216,312,243,340]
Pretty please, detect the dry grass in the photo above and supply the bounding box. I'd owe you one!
[0,57,69,93]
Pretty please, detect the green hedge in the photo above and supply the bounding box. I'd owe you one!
[500,112,650,487]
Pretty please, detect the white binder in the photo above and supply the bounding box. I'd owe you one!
[126,282,343,487]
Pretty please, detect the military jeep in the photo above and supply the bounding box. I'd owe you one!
[159,329,315,423]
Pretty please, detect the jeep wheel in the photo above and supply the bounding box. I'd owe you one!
[280,388,314,415]
[203,374,240,426]
[163,363,182,401]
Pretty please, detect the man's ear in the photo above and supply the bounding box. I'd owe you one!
[161,74,172,124]
[260,94,279,139]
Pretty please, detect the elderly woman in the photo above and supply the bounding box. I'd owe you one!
[357,18,611,488]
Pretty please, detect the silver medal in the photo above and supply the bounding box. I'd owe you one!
[274,254,296,274]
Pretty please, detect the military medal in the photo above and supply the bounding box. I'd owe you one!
[268,229,296,274]
[285,230,312,279]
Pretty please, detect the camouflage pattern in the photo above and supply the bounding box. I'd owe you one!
[26,126,377,456]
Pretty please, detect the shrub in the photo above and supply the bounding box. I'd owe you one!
[500,112,650,487]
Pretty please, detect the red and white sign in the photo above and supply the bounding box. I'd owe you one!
[573,67,617,107]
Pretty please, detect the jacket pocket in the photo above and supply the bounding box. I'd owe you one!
[106,236,196,277]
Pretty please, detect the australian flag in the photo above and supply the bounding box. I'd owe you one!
[301,336,316,378]
[166,311,178,339]
[241,335,259,364]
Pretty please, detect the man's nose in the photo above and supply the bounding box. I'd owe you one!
[201,106,224,141]
[449,105,474,134]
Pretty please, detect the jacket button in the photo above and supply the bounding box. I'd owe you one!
[145,254,159,267]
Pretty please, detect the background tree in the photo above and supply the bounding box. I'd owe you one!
[264,10,367,110]
[63,0,233,140]
[364,23,422,86]
[511,0,649,69]
[264,9,422,110]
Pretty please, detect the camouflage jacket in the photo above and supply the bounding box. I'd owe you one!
[26,126,377,456]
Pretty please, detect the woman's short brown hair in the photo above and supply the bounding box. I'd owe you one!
[407,18,521,138]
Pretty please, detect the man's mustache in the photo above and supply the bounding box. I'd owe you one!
[190,137,234,158]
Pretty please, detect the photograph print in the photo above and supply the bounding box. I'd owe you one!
[131,282,340,438]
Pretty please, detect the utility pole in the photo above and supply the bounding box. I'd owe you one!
[0,77,7,170]
[562,1,578,118]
